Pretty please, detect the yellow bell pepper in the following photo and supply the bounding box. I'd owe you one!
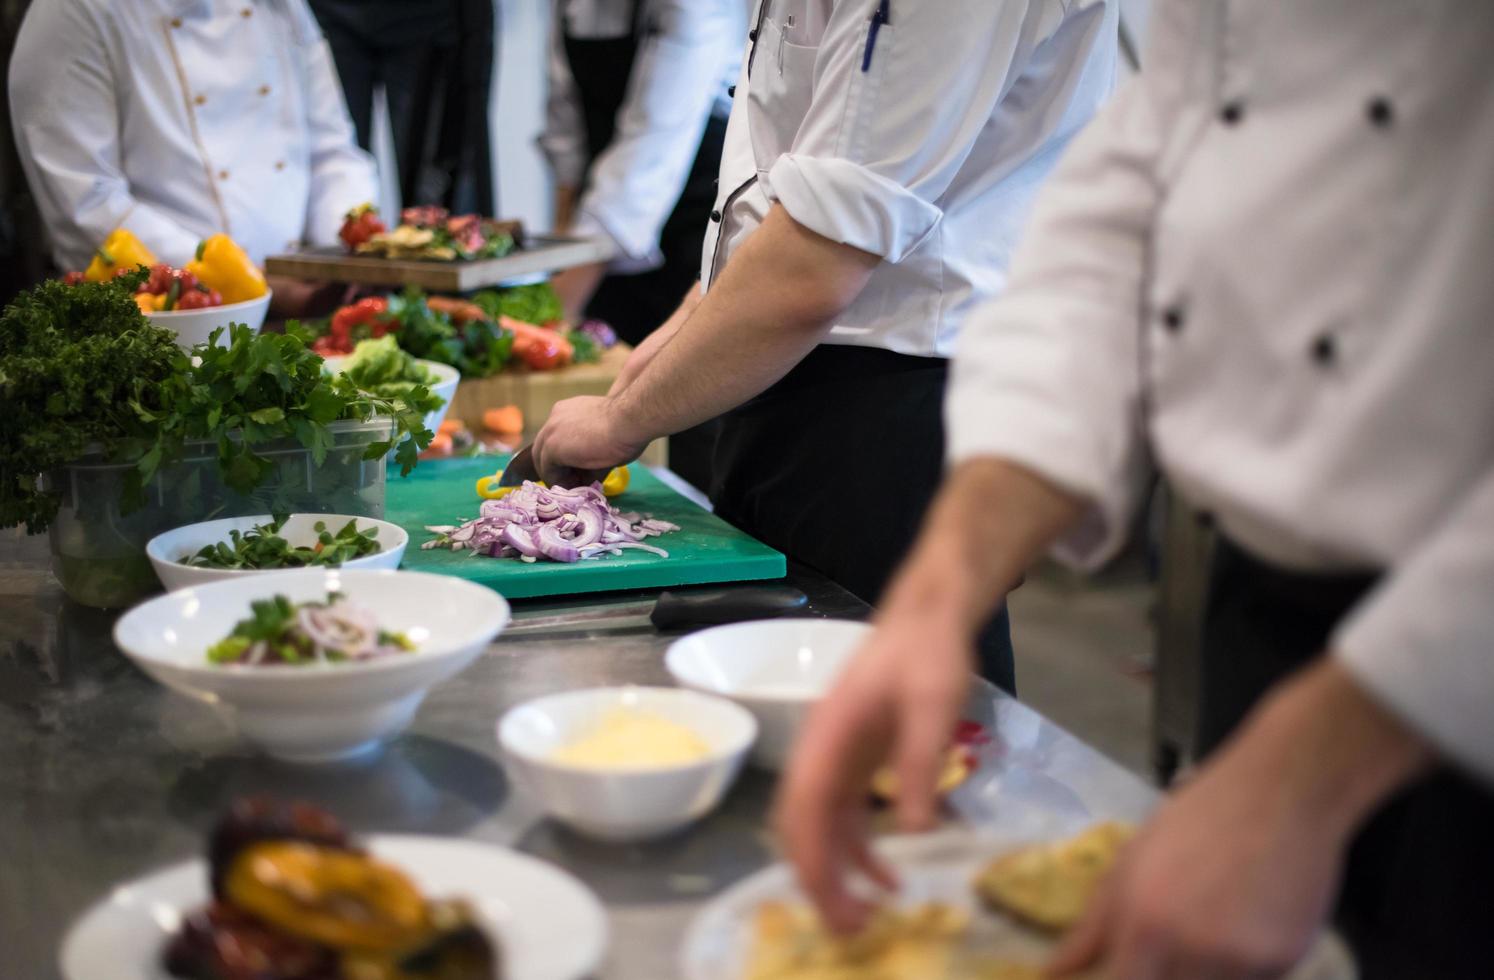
[185,234,267,304]
[83,228,156,282]
[134,294,156,315]
[475,466,629,500]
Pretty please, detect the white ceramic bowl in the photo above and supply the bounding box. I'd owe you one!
[323,355,460,437]
[146,513,408,591]
[666,618,871,770]
[498,686,757,842]
[145,291,272,348]
[114,569,509,763]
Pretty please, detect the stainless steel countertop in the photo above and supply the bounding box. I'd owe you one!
[0,527,1157,980]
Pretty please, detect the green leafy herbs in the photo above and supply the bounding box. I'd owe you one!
[471,282,564,327]
[0,277,433,533]
[186,516,382,570]
[206,591,415,666]
[383,288,514,378]
[338,336,446,414]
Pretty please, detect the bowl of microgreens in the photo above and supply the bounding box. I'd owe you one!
[146,513,409,591]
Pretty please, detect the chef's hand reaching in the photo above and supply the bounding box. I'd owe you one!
[775,459,1083,934]
[1049,659,1430,980]
[531,395,647,484]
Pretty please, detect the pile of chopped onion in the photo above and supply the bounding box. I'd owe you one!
[422,481,679,564]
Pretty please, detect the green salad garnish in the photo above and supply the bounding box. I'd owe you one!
[207,591,414,666]
[186,516,381,570]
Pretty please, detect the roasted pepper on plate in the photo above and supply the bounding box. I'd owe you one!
[186,234,268,304]
[83,228,157,282]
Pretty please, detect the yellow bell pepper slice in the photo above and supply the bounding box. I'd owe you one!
[84,228,156,282]
[477,465,628,500]
[602,466,630,497]
[185,234,267,304]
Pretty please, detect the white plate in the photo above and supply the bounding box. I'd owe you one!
[679,831,1357,980]
[59,834,607,980]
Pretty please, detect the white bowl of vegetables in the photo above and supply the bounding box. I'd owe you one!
[113,569,510,763]
[322,337,460,437]
[146,513,408,591]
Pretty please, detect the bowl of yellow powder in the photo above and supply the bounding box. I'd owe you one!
[497,686,758,842]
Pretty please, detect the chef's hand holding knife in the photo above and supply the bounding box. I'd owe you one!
[776,458,1432,980]
[532,206,878,484]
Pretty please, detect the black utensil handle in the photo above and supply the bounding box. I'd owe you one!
[650,586,809,630]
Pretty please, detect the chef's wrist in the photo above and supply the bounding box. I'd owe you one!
[601,392,651,461]
[1229,658,1432,839]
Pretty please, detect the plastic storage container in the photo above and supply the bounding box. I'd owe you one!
[46,417,394,609]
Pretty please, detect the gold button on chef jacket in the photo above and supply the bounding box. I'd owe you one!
[701,0,1120,358]
[947,0,1494,782]
[9,0,378,269]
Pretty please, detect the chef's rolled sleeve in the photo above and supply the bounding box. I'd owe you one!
[763,0,1104,263]
[1334,467,1494,785]
[766,154,941,263]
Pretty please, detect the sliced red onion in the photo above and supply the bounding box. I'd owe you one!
[500,523,542,558]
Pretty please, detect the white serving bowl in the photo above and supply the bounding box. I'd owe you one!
[114,569,509,763]
[498,686,757,842]
[146,513,408,591]
[666,618,871,770]
[322,355,460,437]
[145,291,272,348]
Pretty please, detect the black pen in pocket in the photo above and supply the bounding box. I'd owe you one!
[862,0,891,72]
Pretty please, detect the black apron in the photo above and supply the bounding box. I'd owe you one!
[1198,535,1494,979]
[711,346,1016,691]
[561,0,727,493]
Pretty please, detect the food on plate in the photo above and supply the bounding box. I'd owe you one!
[81,227,157,281]
[339,202,387,250]
[870,720,990,802]
[299,285,610,374]
[206,592,416,666]
[336,335,446,415]
[162,797,498,980]
[973,821,1134,932]
[425,480,676,563]
[184,516,382,571]
[186,234,270,305]
[746,901,971,980]
[343,204,521,262]
[549,708,711,769]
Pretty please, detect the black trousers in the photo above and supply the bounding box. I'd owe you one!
[1198,537,1494,980]
[308,0,495,214]
[710,345,1015,691]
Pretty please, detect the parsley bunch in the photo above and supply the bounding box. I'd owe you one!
[0,277,433,533]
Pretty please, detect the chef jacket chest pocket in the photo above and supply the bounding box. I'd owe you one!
[747,11,823,165]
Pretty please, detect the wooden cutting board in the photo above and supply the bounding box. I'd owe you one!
[264,235,613,292]
[386,457,785,599]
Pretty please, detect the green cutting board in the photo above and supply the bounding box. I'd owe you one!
[386,457,785,599]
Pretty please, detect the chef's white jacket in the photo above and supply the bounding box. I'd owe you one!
[947,0,1494,781]
[9,0,378,270]
[702,0,1119,357]
[539,0,746,271]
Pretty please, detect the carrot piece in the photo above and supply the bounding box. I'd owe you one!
[482,405,524,435]
[424,432,454,456]
[437,418,465,435]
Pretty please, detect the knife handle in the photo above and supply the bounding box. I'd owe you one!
[650,586,809,630]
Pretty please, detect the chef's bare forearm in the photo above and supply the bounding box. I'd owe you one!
[883,458,1086,636]
[1220,657,1432,837]
[608,282,703,397]
[606,207,879,442]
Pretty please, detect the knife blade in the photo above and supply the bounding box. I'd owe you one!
[497,445,608,490]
